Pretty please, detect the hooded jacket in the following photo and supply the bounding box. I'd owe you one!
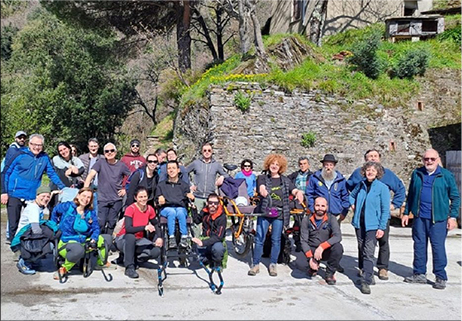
[186,158,229,199]
[300,212,342,258]
[1,149,65,200]
[193,205,227,247]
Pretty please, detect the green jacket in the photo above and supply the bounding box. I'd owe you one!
[404,166,460,222]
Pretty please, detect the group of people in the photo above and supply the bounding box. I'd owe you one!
[1,132,460,294]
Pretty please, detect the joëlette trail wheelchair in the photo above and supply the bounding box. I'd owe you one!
[218,168,260,266]
[156,201,224,296]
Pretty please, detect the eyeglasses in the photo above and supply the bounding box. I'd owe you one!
[203,149,212,153]
[208,201,219,206]
[104,149,116,154]
[17,136,26,140]
[147,160,158,164]
[243,165,251,168]
[131,144,139,147]
[30,142,43,147]
[424,157,437,162]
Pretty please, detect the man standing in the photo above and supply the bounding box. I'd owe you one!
[186,143,228,211]
[288,156,313,252]
[306,154,349,222]
[1,131,28,172]
[301,196,343,285]
[79,138,104,213]
[158,148,190,185]
[1,134,65,242]
[121,139,146,174]
[346,149,406,281]
[84,143,130,236]
[402,149,460,290]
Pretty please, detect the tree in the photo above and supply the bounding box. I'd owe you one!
[1,8,137,154]
[41,0,193,72]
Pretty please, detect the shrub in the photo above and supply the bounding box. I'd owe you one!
[300,132,316,148]
[234,91,251,112]
[347,32,382,79]
[437,27,461,44]
[392,49,430,79]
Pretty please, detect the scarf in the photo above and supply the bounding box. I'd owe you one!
[241,169,253,177]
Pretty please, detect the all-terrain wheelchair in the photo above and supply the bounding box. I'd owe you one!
[156,202,224,296]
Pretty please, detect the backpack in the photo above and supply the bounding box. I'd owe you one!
[125,168,144,191]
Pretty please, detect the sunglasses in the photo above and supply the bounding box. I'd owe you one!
[147,160,158,164]
[131,144,139,147]
[203,149,212,153]
[104,149,116,154]
[17,136,27,140]
[243,165,251,168]
[423,157,437,162]
[208,201,219,205]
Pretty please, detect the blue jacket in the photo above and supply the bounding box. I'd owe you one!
[1,142,28,172]
[350,179,390,231]
[1,149,65,200]
[404,166,460,223]
[347,167,406,209]
[51,201,100,243]
[306,170,350,216]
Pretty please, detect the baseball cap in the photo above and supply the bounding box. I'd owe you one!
[130,139,141,146]
[15,131,27,138]
[36,185,51,195]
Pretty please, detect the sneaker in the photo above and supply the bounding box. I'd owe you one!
[308,268,318,277]
[268,263,277,277]
[360,281,371,294]
[168,236,177,249]
[404,274,427,284]
[433,277,446,290]
[17,258,36,275]
[325,273,336,285]
[248,264,260,276]
[125,265,139,279]
[378,268,389,280]
[179,236,189,248]
[53,266,68,280]
[5,239,11,245]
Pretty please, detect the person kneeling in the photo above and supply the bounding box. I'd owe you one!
[301,196,343,285]
[114,187,163,279]
[191,193,226,267]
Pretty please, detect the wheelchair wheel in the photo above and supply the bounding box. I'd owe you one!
[232,231,252,257]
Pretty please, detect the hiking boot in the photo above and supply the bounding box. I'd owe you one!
[179,236,189,248]
[308,268,318,277]
[53,266,68,280]
[125,265,139,279]
[268,263,277,277]
[248,264,260,276]
[378,268,389,280]
[433,277,446,290]
[404,274,427,284]
[325,273,336,285]
[360,281,371,294]
[168,236,177,249]
[17,258,36,275]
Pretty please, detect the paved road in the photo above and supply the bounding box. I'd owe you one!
[1,219,461,320]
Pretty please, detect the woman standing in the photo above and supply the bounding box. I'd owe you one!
[126,153,159,207]
[248,154,304,277]
[234,159,257,198]
[349,161,390,295]
[51,187,110,279]
[114,186,163,278]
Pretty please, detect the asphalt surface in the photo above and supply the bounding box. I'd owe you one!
[1,216,461,320]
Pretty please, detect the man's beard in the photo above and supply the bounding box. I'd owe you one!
[321,168,335,181]
[315,210,326,217]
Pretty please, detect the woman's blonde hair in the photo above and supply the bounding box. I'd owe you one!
[73,187,94,210]
[263,154,288,174]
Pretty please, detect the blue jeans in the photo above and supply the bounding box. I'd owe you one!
[253,216,283,265]
[160,207,188,237]
[412,216,448,280]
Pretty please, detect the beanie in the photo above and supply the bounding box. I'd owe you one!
[36,185,51,195]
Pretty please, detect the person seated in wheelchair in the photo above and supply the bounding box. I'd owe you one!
[191,193,227,267]
[155,160,195,249]
[113,186,163,279]
[13,185,57,275]
[50,187,109,280]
